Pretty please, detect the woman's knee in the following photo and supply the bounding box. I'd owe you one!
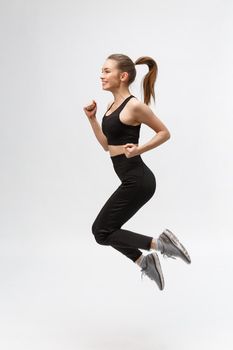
[91,221,108,245]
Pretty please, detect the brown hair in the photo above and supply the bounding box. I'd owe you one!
[107,53,158,105]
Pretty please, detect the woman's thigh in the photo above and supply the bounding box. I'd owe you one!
[92,163,156,232]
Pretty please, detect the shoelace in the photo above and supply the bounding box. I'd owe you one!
[141,266,148,281]
[162,252,176,260]
[160,245,176,260]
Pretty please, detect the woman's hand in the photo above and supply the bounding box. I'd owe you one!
[123,144,140,158]
[83,100,97,120]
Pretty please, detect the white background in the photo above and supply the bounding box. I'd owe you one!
[0,0,233,349]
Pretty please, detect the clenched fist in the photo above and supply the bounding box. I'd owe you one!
[83,100,97,120]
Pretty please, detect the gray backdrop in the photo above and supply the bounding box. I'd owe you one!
[1,0,232,349]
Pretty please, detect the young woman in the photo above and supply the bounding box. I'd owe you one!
[83,54,191,291]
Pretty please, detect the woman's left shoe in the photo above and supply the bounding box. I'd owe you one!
[140,252,165,290]
[158,229,191,264]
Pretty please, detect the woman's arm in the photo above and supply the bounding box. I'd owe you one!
[83,100,109,152]
[132,101,170,155]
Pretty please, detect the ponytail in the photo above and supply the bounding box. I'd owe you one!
[134,56,158,105]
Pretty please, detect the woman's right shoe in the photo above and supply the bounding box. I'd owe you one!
[158,228,191,264]
[140,252,165,290]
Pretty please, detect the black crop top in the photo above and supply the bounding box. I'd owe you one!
[102,95,141,145]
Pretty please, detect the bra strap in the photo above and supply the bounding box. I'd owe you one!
[117,95,135,112]
[105,101,115,113]
[105,95,135,115]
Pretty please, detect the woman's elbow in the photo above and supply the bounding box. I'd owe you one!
[166,130,171,140]
[162,129,171,141]
[103,144,109,152]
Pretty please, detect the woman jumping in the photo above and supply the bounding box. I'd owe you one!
[83,53,191,291]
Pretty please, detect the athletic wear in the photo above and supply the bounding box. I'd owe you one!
[102,95,141,145]
[93,95,191,277]
[91,153,156,262]
[140,252,165,290]
[158,229,191,264]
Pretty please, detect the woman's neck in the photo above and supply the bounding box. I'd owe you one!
[112,90,132,104]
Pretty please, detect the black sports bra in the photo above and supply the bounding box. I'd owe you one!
[101,95,141,145]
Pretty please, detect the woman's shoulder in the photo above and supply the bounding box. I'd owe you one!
[131,96,143,107]
[129,96,148,112]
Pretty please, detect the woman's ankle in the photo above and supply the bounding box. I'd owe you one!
[150,238,157,250]
[150,238,163,251]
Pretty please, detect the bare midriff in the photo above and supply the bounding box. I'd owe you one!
[108,144,139,157]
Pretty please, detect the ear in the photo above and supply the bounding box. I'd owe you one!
[120,71,129,82]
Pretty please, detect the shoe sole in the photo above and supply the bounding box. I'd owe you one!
[151,252,165,290]
[163,229,191,264]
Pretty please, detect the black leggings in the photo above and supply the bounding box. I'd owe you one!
[91,153,156,262]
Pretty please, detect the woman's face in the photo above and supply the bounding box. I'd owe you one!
[100,59,122,91]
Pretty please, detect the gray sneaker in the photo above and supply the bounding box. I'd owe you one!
[140,252,165,290]
[158,229,191,264]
